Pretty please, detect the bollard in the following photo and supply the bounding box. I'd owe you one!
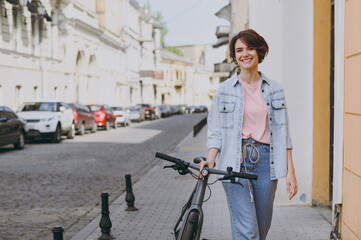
[98,192,113,240]
[52,225,64,240]
[125,174,138,211]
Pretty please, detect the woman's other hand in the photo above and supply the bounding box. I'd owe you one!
[286,171,298,200]
[286,149,298,200]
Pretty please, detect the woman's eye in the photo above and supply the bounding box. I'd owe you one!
[248,47,254,50]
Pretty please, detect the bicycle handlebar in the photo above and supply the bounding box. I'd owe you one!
[155,152,258,180]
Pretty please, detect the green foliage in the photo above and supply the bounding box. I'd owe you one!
[166,46,183,56]
[142,2,168,46]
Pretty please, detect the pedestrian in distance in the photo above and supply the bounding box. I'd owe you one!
[199,29,298,240]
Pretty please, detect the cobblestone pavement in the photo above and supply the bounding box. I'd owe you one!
[0,114,207,240]
[72,126,332,240]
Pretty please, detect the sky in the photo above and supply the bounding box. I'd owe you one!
[137,0,230,46]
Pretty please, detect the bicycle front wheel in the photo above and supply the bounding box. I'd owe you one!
[179,211,199,240]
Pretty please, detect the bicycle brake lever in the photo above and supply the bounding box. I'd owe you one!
[218,176,244,188]
[163,165,178,170]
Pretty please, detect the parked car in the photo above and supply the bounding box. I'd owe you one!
[154,105,161,119]
[158,104,171,118]
[17,101,75,143]
[127,106,145,122]
[137,104,156,120]
[170,105,181,115]
[69,103,97,135]
[110,106,131,127]
[87,104,116,130]
[199,105,208,113]
[0,106,26,150]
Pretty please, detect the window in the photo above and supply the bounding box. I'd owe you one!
[33,86,39,99]
[54,86,59,99]
[15,85,23,108]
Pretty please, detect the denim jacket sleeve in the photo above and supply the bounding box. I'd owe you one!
[284,95,293,150]
[207,91,222,151]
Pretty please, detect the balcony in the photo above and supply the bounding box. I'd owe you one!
[215,3,231,22]
[139,70,164,80]
[212,36,229,48]
[174,79,185,87]
[216,25,231,38]
[214,62,232,73]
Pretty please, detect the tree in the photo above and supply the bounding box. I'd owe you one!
[142,1,168,46]
[155,11,168,47]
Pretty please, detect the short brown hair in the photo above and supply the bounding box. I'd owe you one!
[229,29,269,64]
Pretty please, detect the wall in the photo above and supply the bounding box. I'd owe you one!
[312,0,331,206]
[342,0,361,238]
[249,0,314,205]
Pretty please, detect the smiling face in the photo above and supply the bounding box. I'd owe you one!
[234,39,259,71]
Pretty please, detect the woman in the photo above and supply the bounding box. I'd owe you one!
[200,29,298,240]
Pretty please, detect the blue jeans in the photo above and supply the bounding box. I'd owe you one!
[222,138,278,240]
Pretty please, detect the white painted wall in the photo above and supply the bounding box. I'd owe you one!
[249,0,314,206]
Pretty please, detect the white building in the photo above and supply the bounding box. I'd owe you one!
[0,0,164,110]
[120,0,162,106]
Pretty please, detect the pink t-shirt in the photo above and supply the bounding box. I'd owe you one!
[239,76,270,144]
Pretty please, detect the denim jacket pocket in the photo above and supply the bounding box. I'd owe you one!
[271,99,286,125]
[218,102,235,129]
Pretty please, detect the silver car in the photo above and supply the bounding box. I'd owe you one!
[127,106,145,122]
[111,106,131,127]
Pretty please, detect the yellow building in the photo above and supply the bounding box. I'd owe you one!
[315,0,361,238]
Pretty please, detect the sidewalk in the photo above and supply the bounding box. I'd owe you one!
[71,127,331,240]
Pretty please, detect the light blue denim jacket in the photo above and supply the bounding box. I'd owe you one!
[207,71,292,180]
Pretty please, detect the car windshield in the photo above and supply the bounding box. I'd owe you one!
[88,105,102,111]
[128,106,140,112]
[111,107,123,111]
[18,102,57,112]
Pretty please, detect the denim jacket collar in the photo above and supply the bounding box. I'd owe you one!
[231,69,270,87]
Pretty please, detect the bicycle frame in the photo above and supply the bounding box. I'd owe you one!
[173,175,209,240]
[155,152,257,240]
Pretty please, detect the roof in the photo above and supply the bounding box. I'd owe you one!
[159,49,193,65]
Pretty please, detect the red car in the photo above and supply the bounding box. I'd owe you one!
[68,103,97,135]
[87,104,116,130]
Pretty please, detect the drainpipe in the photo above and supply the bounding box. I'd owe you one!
[330,204,341,240]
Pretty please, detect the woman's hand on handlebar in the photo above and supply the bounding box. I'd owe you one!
[199,160,215,178]
[199,148,219,178]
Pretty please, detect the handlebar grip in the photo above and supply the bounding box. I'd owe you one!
[155,152,182,164]
[233,172,258,180]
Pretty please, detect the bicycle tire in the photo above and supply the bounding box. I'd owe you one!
[179,211,199,240]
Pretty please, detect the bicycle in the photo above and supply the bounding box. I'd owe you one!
[155,152,258,240]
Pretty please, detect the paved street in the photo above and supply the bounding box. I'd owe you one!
[72,125,332,240]
[0,113,207,240]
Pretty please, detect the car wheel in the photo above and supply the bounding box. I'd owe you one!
[53,124,61,143]
[14,131,25,150]
[91,122,97,133]
[67,123,75,139]
[113,121,117,129]
[79,123,85,135]
[105,121,110,130]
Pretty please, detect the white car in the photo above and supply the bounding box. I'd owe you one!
[110,106,131,127]
[17,101,75,143]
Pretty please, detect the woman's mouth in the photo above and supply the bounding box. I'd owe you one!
[241,58,253,63]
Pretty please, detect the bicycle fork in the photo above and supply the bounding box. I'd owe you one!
[173,176,208,240]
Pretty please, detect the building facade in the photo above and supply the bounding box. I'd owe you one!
[213,0,361,238]
[0,0,165,110]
